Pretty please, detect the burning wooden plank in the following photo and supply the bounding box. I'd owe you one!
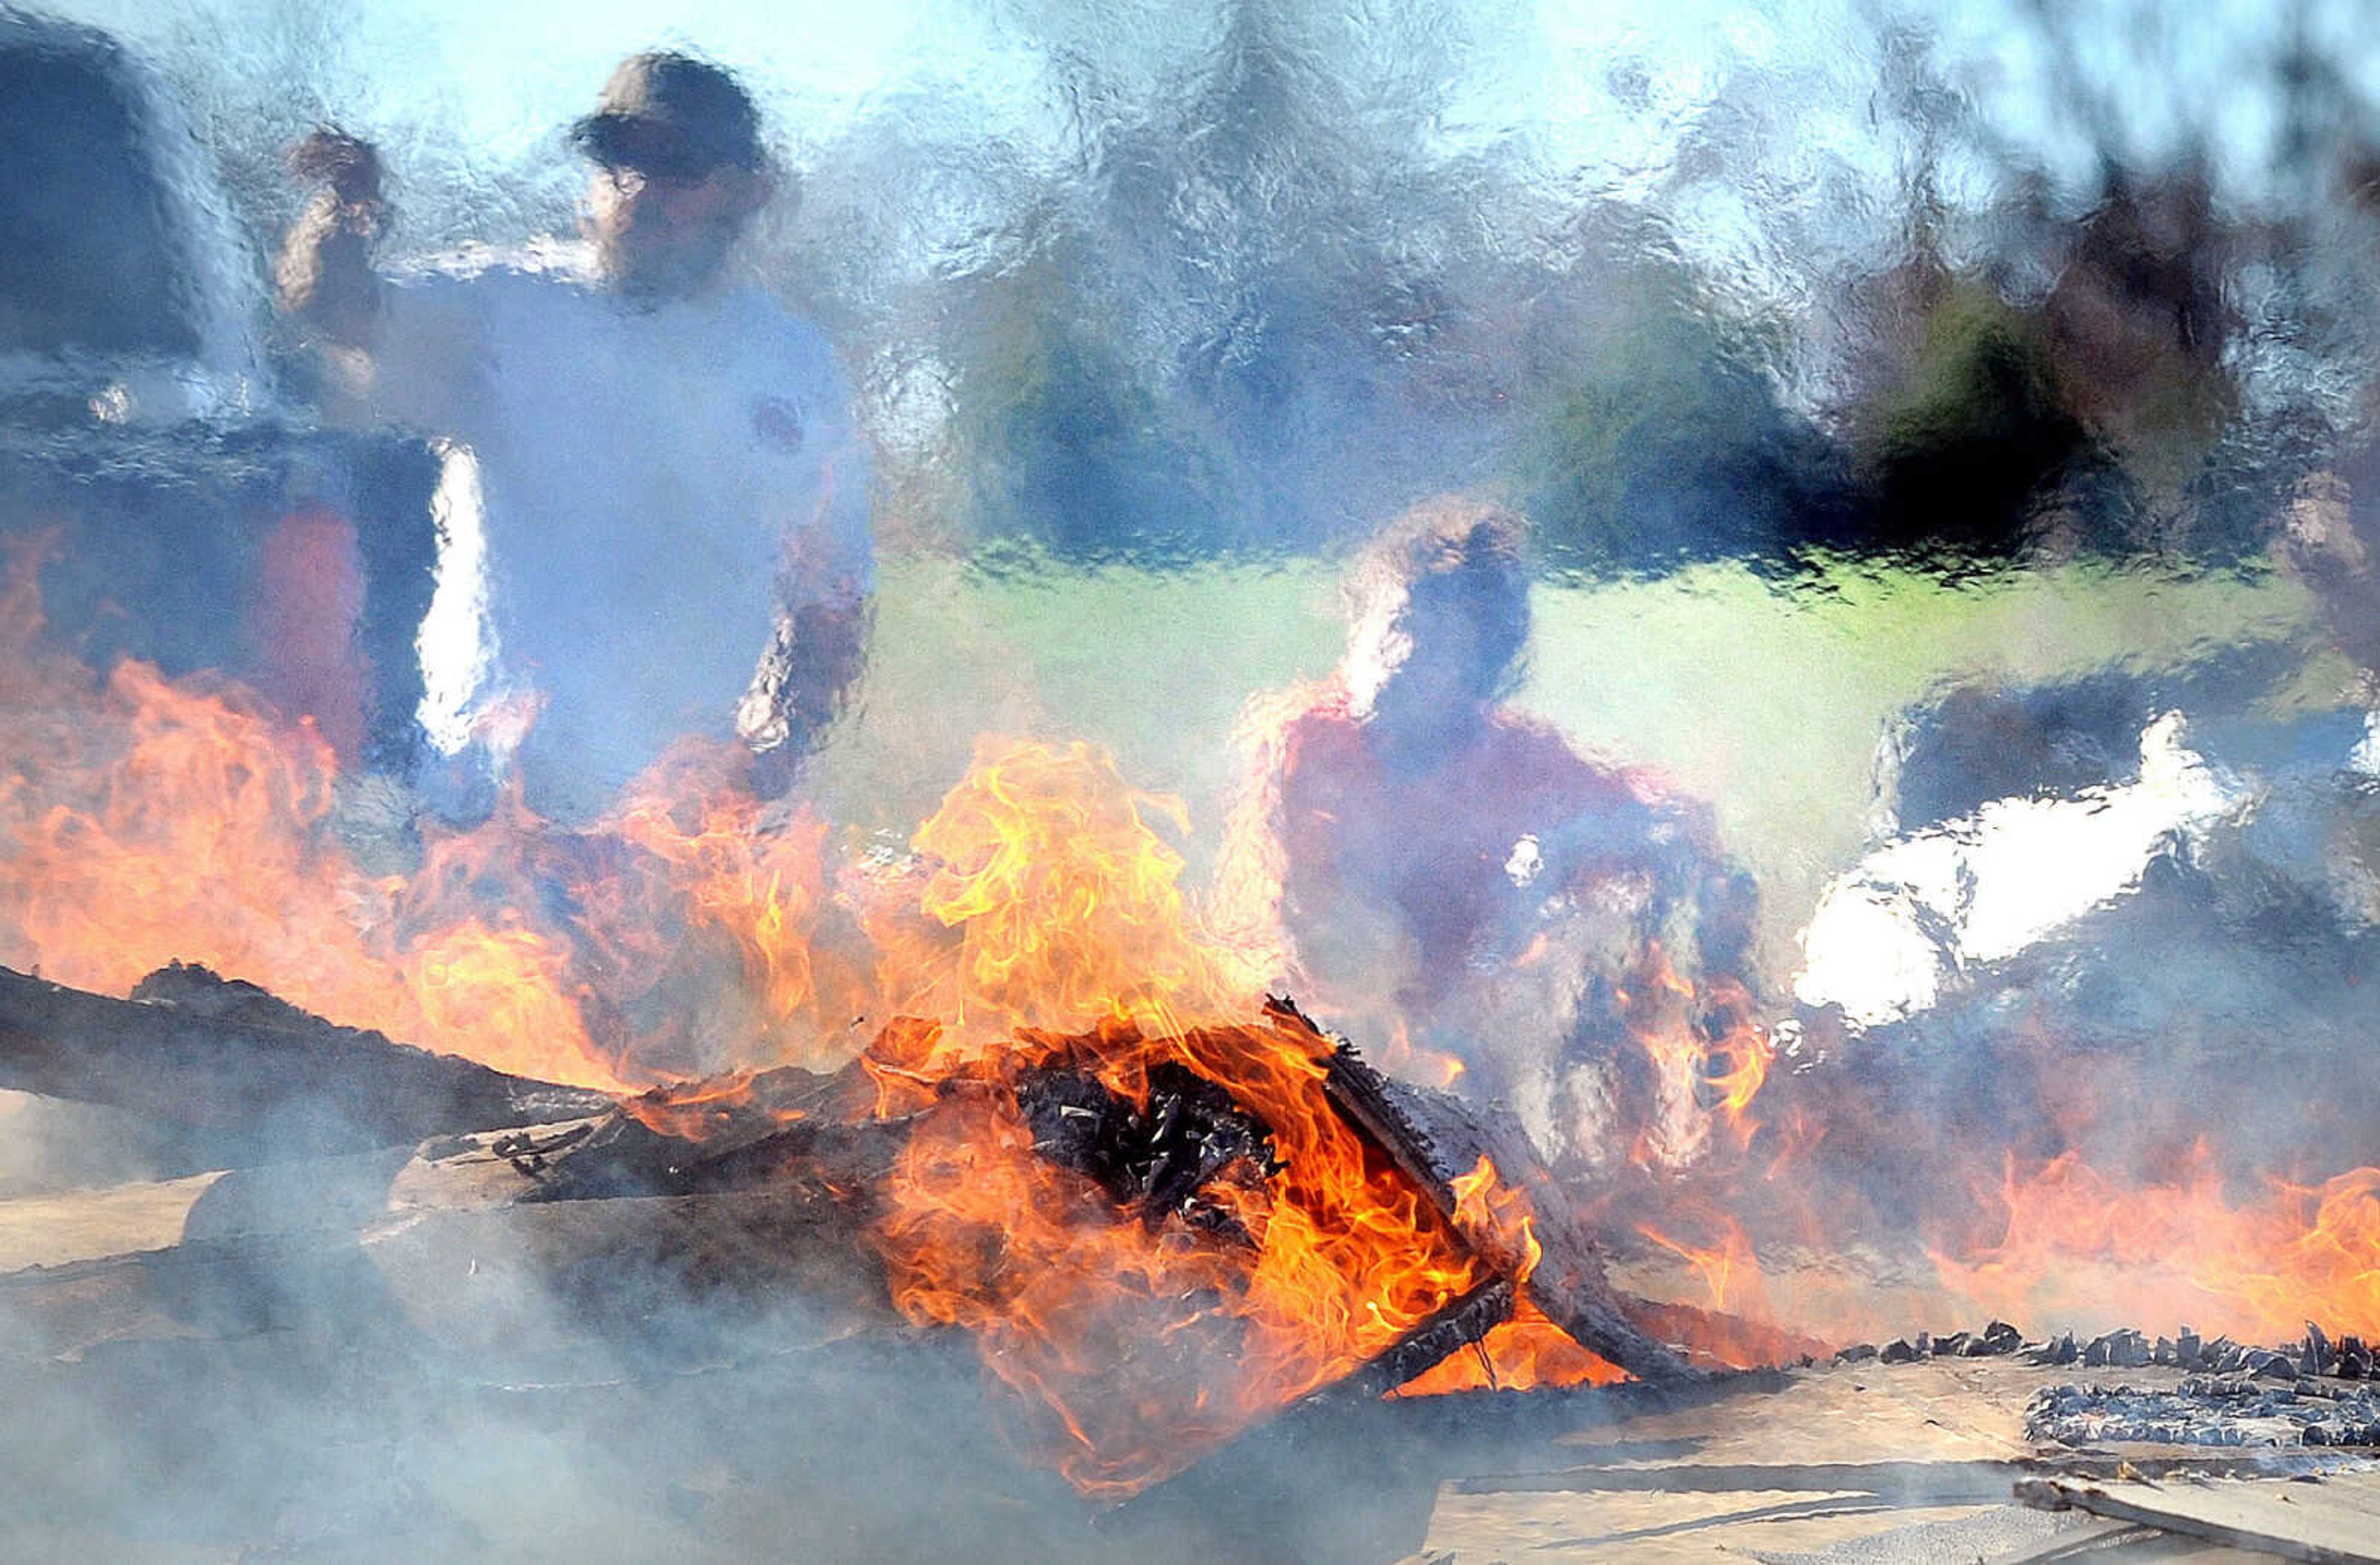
[0,961,615,1157]
[0,951,1710,1496]
[1303,996,1701,1385]
[1331,1276,1517,1400]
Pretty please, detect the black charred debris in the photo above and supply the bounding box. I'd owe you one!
[1016,1060,1284,1245]
[1011,1000,1704,1390]
[2027,1377,2380,1449]
[1844,1321,2371,1380]
[1831,1319,2380,1449]
[0,960,617,1163]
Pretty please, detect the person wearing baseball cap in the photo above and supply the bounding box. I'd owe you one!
[277,51,873,829]
[569,51,774,302]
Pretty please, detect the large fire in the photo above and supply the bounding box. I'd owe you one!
[9,550,2380,1494]
[0,541,862,1090]
[1933,1148,2380,1346]
[850,740,1506,1491]
[868,1010,1492,1493]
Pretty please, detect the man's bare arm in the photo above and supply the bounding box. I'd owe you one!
[274,129,387,349]
[737,598,871,761]
[2282,470,2380,690]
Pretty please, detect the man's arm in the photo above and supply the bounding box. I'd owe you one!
[2284,469,2380,690]
[738,594,870,759]
[738,333,876,769]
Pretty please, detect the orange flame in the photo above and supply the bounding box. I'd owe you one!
[617,1073,767,1140]
[1929,1147,2380,1343]
[1449,1153,1543,1284]
[35,544,2380,1481]
[1620,948,1776,1171]
[1392,1158,1626,1395]
[871,1011,1493,1495]
[0,557,859,1090]
[863,741,1495,1494]
[861,738,1264,1054]
[1393,1291,1628,1394]
[1637,1209,1760,1316]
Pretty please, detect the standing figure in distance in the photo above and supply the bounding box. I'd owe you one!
[1215,497,1759,1167]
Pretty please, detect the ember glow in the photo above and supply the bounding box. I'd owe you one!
[858,741,1493,1492]
[870,1012,1492,1494]
[1448,1152,1543,1284]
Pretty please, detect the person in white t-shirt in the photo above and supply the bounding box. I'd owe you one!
[276,53,871,824]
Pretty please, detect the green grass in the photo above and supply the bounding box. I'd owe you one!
[810,550,2334,968]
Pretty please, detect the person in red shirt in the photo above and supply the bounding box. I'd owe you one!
[1215,497,1756,1166]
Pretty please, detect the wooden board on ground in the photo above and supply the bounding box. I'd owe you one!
[361,1135,905,1365]
[0,1121,907,1365]
[1409,1357,2368,1563]
[2019,1473,2380,1564]
[0,1146,424,1359]
[0,1169,223,1272]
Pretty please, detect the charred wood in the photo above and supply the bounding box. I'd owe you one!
[364,1178,906,1367]
[1296,997,1698,1385]
[0,1119,912,1366]
[0,963,615,1159]
[1109,1276,1517,1515]
[511,1061,910,1203]
[1344,1278,1515,1401]
[1015,1059,1281,1245]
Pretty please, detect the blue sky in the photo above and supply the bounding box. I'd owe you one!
[55,0,2373,195]
[45,0,2380,335]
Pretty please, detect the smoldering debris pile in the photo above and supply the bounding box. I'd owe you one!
[1828,1316,2380,1450]
[1840,1320,2376,1380]
[2014,1322,2380,1450]
[2029,1376,2380,1450]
